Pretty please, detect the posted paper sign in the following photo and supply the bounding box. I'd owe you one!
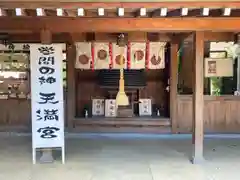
[204,58,233,77]
[30,44,65,149]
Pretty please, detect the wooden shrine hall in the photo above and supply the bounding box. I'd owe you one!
[0,0,240,163]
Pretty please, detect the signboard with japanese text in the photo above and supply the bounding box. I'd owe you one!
[30,44,65,149]
[204,58,233,77]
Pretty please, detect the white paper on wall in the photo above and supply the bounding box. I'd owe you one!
[148,42,166,69]
[139,99,152,116]
[130,42,146,69]
[105,99,117,117]
[204,58,233,77]
[94,43,110,69]
[112,43,127,69]
[30,44,65,150]
[75,42,91,69]
[92,99,105,116]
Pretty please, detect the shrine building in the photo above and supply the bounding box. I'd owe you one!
[0,0,240,163]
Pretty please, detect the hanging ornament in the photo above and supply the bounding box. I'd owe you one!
[127,41,131,69]
[109,42,113,69]
[91,42,95,71]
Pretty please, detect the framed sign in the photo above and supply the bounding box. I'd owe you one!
[204,57,233,77]
[209,51,227,59]
[30,44,65,164]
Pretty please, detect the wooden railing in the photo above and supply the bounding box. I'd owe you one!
[177,95,240,133]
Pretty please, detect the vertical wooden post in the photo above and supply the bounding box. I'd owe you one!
[66,43,76,129]
[66,33,85,130]
[192,31,204,164]
[170,42,178,133]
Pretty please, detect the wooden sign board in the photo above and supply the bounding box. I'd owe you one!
[204,58,233,77]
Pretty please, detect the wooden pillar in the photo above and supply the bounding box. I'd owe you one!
[66,43,76,129]
[66,33,86,129]
[192,31,204,164]
[170,42,178,133]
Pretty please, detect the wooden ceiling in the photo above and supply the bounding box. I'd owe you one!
[0,17,239,33]
[0,1,239,33]
[1,1,240,9]
[0,7,239,18]
[0,1,240,18]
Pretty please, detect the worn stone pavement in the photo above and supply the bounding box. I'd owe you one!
[0,133,239,180]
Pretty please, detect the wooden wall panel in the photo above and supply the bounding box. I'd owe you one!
[176,96,192,132]
[75,80,167,117]
[75,71,167,117]
[177,95,240,133]
[0,98,65,129]
[0,100,31,126]
[76,80,106,117]
[141,81,165,105]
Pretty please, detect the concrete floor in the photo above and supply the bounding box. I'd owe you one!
[0,134,239,180]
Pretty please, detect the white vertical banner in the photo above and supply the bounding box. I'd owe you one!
[94,42,110,69]
[112,43,127,69]
[75,42,91,69]
[30,44,65,163]
[130,42,146,69]
[149,42,166,69]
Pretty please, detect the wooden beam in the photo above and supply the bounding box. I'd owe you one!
[168,32,193,43]
[8,33,72,43]
[6,32,235,43]
[1,1,240,9]
[203,32,235,41]
[147,33,171,41]
[182,32,235,42]
[192,31,204,164]
[8,32,170,42]
[170,42,179,133]
[40,29,51,44]
[0,17,240,33]
[128,32,147,42]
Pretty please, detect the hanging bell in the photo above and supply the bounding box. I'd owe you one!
[117,34,127,47]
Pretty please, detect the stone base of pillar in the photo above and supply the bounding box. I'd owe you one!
[40,149,54,163]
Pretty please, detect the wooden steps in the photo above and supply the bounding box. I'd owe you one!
[72,117,171,133]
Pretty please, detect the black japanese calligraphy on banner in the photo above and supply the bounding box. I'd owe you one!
[37,126,60,139]
[39,76,56,85]
[38,56,55,65]
[38,46,55,55]
[36,109,59,121]
[38,92,59,104]
[39,66,55,75]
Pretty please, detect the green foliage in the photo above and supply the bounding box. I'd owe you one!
[210,77,222,96]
